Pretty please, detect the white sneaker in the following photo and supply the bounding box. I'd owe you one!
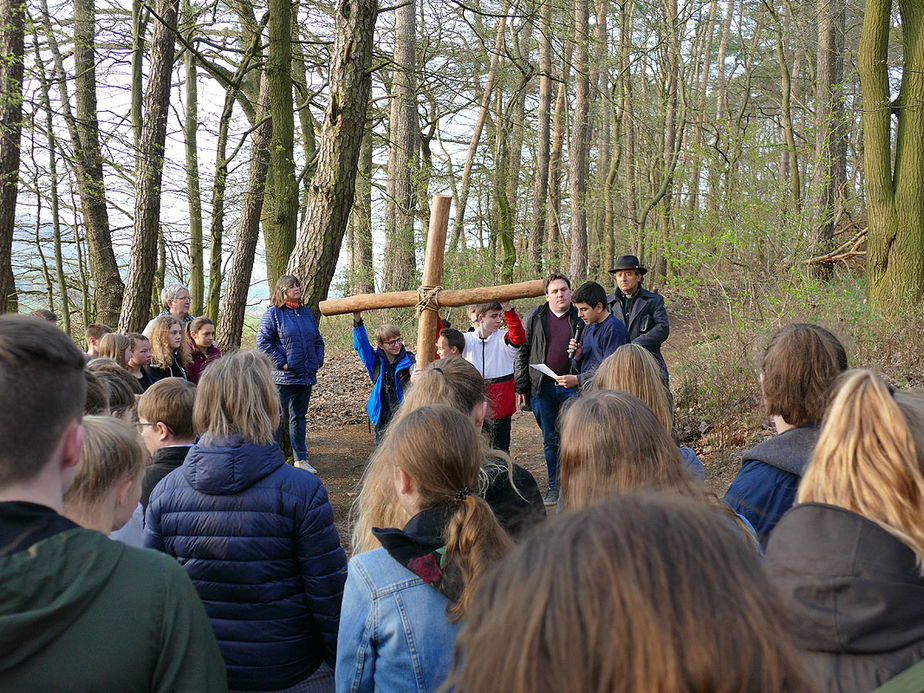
[295,459,317,474]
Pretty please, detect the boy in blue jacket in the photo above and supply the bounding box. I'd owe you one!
[353,311,416,443]
[555,281,629,389]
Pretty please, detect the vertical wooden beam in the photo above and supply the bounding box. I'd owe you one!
[415,195,452,371]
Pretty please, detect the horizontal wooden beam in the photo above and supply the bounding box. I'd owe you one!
[318,279,545,316]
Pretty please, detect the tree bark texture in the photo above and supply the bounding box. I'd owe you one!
[528,0,552,272]
[568,0,589,280]
[46,0,124,324]
[348,124,375,294]
[809,0,847,278]
[861,0,924,309]
[119,0,180,332]
[0,0,24,312]
[263,0,298,293]
[286,0,377,312]
[382,0,419,291]
[182,0,205,315]
[217,77,272,350]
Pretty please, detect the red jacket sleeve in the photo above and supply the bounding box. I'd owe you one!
[504,309,526,347]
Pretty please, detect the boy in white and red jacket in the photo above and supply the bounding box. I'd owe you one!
[462,301,525,452]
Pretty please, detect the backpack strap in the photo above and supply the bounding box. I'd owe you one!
[873,659,924,693]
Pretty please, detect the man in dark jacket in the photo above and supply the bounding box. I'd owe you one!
[514,273,582,505]
[606,254,670,386]
[0,316,226,691]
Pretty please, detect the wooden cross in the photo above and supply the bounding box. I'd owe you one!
[319,195,545,370]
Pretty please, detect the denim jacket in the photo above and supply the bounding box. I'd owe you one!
[335,548,459,693]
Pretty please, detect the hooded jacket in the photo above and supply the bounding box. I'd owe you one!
[724,423,819,546]
[765,503,924,692]
[353,321,415,428]
[0,501,226,691]
[257,304,325,386]
[144,435,347,691]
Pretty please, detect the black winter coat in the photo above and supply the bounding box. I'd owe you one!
[514,303,582,397]
[606,287,670,381]
[765,503,924,692]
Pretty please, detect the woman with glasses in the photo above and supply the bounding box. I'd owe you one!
[257,275,325,472]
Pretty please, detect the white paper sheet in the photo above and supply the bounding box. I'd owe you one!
[530,363,560,378]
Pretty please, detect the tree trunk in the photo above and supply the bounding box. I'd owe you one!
[206,91,234,324]
[348,123,375,294]
[286,0,377,312]
[546,38,573,271]
[809,0,847,278]
[32,25,70,331]
[217,77,272,350]
[0,0,24,313]
[42,0,124,324]
[770,3,801,213]
[382,0,418,291]
[620,0,639,255]
[130,0,146,159]
[528,0,552,272]
[448,6,508,254]
[568,0,589,280]
[119,0,180,332]
[861,0,924,309]
[182,0,204,315]
[262,0,298,292]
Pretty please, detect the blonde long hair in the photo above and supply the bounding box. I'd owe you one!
[97,333,131,369]
[592,344,672,433]
[149,315,190,370]
[798,370,924,568]
[378,405,512,619]
[194,350,280,445]
[350,357,508,554]
[63,415,147,509]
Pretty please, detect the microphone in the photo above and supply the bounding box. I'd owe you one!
[568,323,585,357]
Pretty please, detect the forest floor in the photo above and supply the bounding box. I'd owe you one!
[302,293,768,550]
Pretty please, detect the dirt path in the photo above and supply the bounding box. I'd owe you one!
[307,294,758,546]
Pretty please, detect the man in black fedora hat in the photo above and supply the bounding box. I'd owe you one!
[606,254,670,386]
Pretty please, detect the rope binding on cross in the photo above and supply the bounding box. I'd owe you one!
[415,285,443,316]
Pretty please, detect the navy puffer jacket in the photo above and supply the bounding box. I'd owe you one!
[144,434,347,691]
[257,304,325,386]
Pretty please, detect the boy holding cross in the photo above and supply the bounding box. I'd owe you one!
[462,301,526,453]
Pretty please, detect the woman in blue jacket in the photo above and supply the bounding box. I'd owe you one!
[257,274,324,471]
[144,350,346,692]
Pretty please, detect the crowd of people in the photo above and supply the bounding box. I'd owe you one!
[3,259,924,693]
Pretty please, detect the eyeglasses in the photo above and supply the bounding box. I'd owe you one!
[136,421,173,435]
[384,337,404,346]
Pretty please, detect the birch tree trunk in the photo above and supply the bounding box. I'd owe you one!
[119,0,180,332]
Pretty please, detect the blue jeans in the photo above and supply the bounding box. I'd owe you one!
[530,380,577,489]
[277,384,312,461]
